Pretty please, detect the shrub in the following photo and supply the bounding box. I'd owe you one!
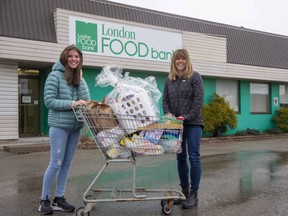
[272,107,288,132]
[235,128,260,136]
[234,131,248,136]
[202,94,237,137]
[246,128,260,135]
[265,128,284,134]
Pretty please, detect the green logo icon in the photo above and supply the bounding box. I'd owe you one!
[76,21,97,52]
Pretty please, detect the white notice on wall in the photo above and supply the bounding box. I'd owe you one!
[22,96,31,103]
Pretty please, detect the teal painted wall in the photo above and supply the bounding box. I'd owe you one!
[203,77,216,103]
[40,67,280,136]
[235,81,279,134]
[83,67,110,101]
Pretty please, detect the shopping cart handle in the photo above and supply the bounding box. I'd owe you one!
[72,106,86,121]
[71,105,85,109]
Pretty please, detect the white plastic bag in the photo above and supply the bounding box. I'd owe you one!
[96,125,125,148]
[106,144,130,159]
[123,134,164,155]
[96,65,162,133]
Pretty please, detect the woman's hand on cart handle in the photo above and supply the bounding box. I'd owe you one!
[165,112,174,117]
[176,116,185,121]
[72,99,89,107]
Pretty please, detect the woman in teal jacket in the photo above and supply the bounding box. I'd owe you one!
[39,45,90,215]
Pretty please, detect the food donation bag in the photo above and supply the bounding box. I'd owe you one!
[95,65,162,134]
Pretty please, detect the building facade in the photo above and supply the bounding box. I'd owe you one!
[1,0,288,140]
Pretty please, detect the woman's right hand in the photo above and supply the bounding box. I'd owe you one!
[176,116,185,120]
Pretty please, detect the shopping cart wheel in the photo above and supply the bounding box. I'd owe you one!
[160,199,167,207]
[84,195,92,205]
[161,200,174,215]
[76,207,90,216]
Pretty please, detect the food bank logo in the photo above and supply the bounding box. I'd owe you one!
[76,21,97,52]
[70,16,182,62]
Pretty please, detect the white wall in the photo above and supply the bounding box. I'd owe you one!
[0,62,19,140]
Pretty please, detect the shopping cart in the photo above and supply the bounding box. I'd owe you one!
[73,106,186,215]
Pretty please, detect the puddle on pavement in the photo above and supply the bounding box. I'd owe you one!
[17,176,42,193]
[0,176,42,199]
[202,151,288,206]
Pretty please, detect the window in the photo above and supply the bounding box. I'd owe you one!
[280,84,288,107]
[250,83,270,113]
[216,79,239,112]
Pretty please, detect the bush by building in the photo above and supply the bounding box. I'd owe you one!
[202,94,237,137]
[272,107,288,133]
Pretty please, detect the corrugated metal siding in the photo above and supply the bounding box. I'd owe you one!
[0,62,19,140]
[183,32,226,63]
[1,0,288,69]
[225,63,288,82]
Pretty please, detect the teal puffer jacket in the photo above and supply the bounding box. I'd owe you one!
[44,60,90,131]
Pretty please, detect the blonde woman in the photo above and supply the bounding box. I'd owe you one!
[162,49,204,209]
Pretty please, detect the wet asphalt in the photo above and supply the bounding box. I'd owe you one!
[1,137,288,216]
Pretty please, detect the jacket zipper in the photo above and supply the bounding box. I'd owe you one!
[176,78,182,116]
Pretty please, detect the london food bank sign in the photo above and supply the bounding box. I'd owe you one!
[69,16,182,62]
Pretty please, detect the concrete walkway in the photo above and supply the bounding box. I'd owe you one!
[0,137,50,153]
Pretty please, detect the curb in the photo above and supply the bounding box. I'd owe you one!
[1,143,50,154]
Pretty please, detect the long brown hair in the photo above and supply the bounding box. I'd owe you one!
[59,45,83,86]
[169,49,193,80]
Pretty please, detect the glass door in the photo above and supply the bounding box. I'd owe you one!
[18,70,40,136]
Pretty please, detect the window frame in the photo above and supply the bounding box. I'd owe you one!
[280,83,288,108]
[250,82,271,114]
[216,79,240,113]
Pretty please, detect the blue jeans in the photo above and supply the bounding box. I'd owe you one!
[177,124,202,191]
[41,127,80,200]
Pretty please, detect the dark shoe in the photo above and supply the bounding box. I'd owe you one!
[174,188,189,205]
[52,196,75,212]
[182,189,198,209]
[38,196,53,215]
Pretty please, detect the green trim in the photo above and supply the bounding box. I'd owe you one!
[39,68,51,136]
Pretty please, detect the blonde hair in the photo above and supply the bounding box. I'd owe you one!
[169,49,193,80]
[60,44,83,86]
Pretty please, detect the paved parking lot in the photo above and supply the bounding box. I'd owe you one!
[1,136,288,216]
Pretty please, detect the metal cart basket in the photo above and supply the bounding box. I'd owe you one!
[73,106,186,215]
